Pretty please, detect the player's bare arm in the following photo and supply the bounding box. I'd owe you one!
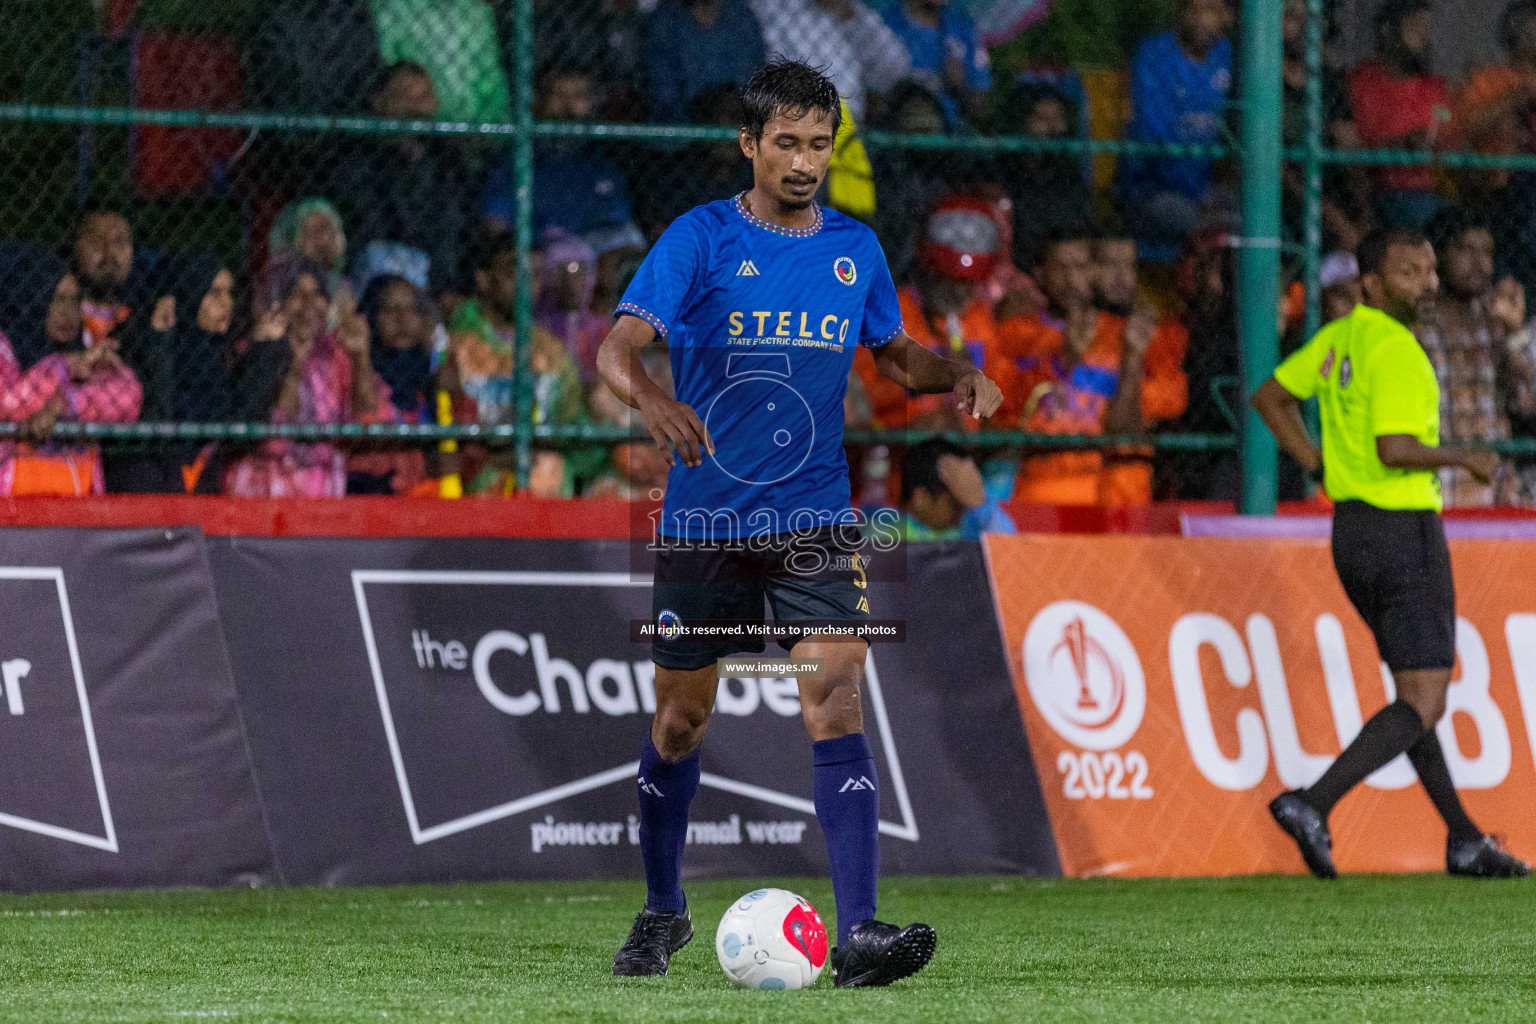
[1376,434,1499,483]
[872,333,1004,419]
[1250,376,1322,473]
[596,314,714,469]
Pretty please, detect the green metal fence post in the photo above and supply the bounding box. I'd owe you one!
[1298,0,1326,474]
[1302,0,1323,342]
[512,0,535,490]
[1238,0,1284,514]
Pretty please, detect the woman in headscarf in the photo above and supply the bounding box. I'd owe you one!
[359,273,436,422]
[347,273,437,494]
[108,254,292,492]
[224,253,399,497]
[267,197,353,318]
[535,229,609,382]
[0,248,142,495]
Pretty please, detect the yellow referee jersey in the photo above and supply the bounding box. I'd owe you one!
[1274,304,1441,511]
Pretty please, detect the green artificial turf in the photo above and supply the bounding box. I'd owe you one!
[0,874,1532,1022]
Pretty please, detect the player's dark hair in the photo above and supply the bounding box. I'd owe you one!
[1028,221,1095,271]
[902,439,969,505]
[1356,227,1429,277]
[741,59,842,141]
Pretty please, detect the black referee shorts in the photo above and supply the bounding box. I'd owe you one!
[1330,499,1456,673]
[650,524,871,672]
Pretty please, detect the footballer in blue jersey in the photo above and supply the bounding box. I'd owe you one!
[600,59,1003,988]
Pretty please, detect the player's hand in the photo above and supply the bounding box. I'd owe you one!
[936,453,987,510]
[953,368,1003,420]
[636,390,713,468]
[1462,448,1501,485]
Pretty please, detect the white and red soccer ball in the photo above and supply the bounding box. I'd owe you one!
[715,888,828,990]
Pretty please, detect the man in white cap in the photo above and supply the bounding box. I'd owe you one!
[1319,250,1362,325]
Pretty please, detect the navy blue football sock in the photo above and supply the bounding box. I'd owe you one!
[813,732,880,946]
[637,732,699,914]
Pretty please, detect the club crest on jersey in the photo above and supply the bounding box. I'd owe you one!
[1339,355,1353,388]
[1320,347,1335,379]
[657,608,684,641]
[834,256,857,286]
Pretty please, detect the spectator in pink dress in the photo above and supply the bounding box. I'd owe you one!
[224,254,398,497]
[536,229,608,381]
[0,251,142,495]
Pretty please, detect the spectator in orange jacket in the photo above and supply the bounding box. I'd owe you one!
[994,225,1188,505]
[1091,230,1190,415]
[1453,1,1536,198]
[855,194,1018,432]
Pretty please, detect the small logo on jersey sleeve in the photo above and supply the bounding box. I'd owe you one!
[1339,355,1352,388]
[1320,347,1335,379]
[834,257,857,286]
[736,259,760,277]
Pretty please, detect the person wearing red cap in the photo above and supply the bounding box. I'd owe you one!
[994,224,1188,505]
[853,194,1020,434]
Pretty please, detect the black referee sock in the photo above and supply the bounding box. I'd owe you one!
[1302,700,1424,817]
[1406,729,1483,843]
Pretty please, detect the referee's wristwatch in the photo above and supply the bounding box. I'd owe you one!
[1307,460,1325,486]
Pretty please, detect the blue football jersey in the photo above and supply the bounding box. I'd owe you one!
[617,194,903,539]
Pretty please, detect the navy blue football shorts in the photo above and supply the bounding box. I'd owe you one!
[649,524,871,672]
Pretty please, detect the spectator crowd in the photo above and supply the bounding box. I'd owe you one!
[6,0,1536,509]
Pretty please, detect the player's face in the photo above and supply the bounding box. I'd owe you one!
[1367,241,1438,321]
[741,107,837,211]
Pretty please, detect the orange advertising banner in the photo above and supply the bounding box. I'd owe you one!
[983,535,1536,877]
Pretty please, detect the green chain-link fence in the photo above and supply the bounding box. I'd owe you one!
[0,0,1532,507]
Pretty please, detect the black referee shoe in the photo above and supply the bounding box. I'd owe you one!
[612,906,693,976]
[1447,834,1531,879]
[1270,790,1338,880]
[830,919,936,988]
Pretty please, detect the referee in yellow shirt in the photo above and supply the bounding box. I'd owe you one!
[1251,228,1529,880]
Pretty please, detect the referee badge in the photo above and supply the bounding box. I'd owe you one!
[1339,356,1353,388]
[834,256,857,286]
[1320,347,1335,379]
